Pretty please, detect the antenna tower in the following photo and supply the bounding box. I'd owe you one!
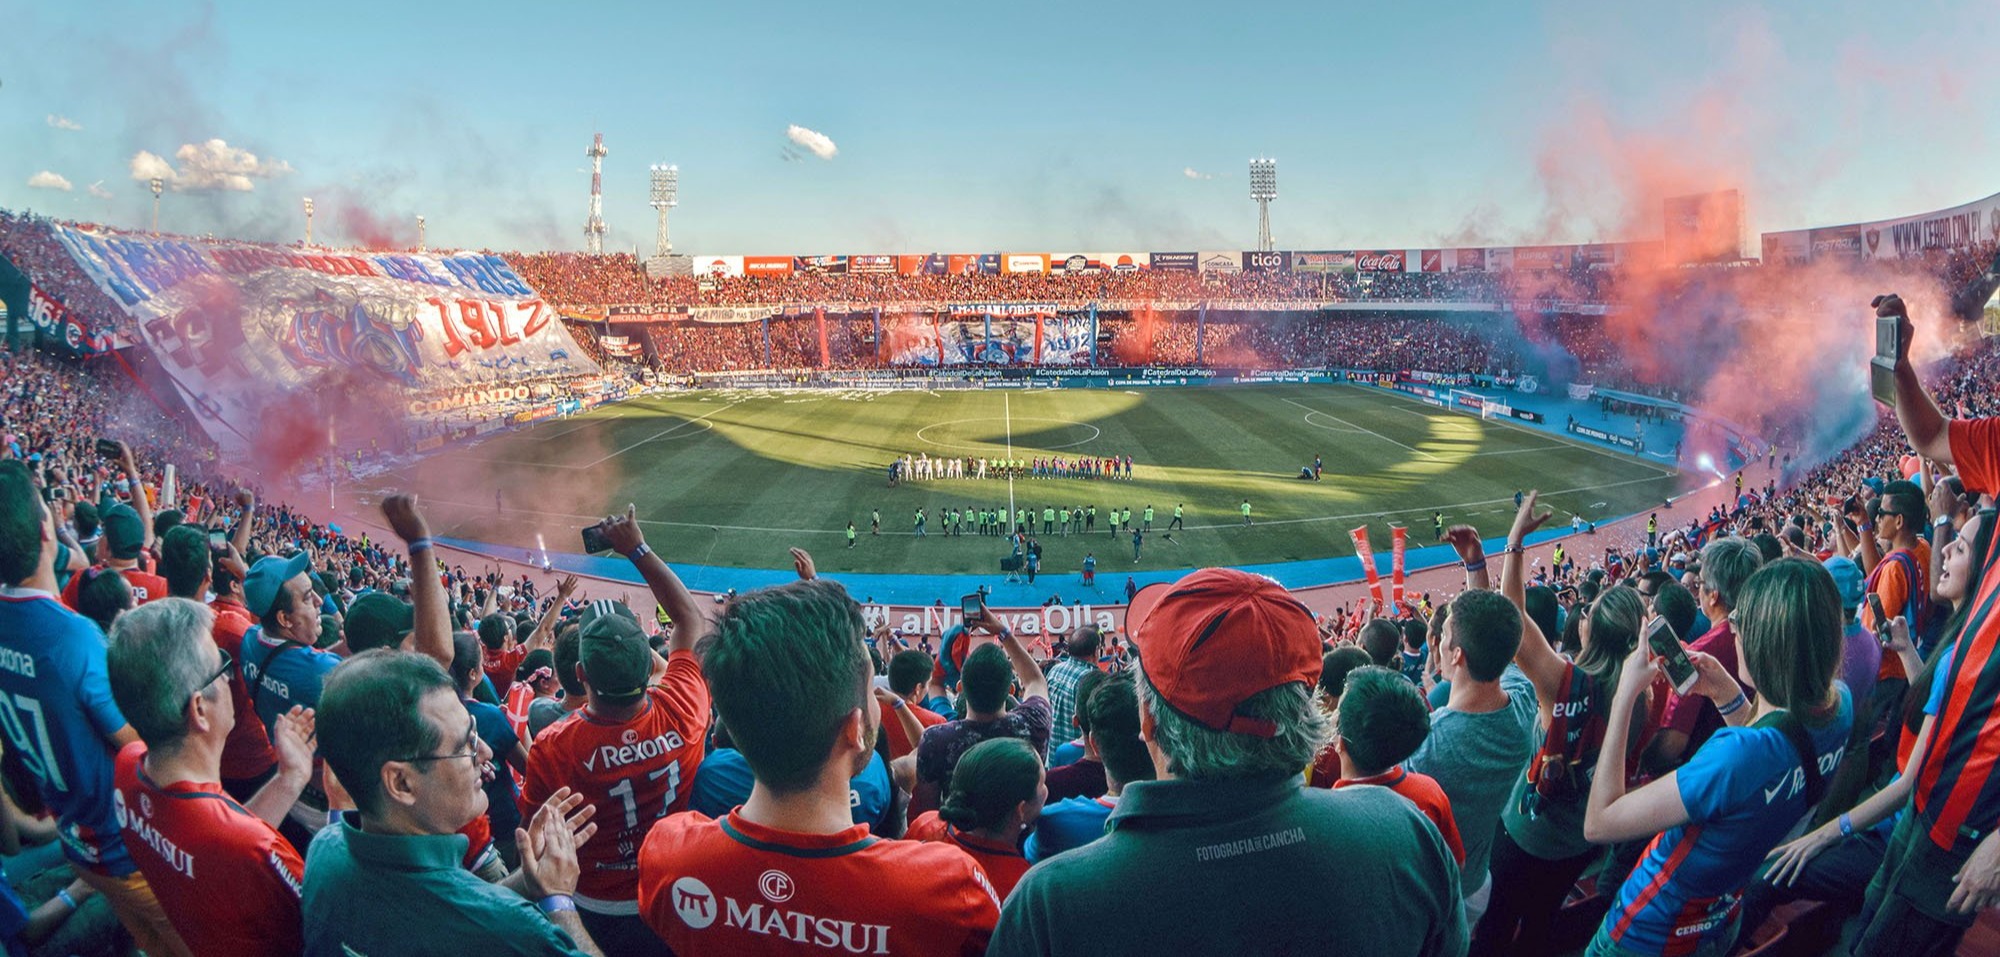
[584,132,608,253]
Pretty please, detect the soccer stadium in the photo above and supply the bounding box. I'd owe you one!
[5,5,2000,956]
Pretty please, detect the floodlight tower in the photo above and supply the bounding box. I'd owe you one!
[1249,158,1277,252]
[648,164,678,259]
[416,215,426,253]
[148,178,165,234]
[584,132,608,254]
[302,196,314,246]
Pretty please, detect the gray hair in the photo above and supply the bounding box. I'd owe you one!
[1700,537,1766,611]
[108,598,219,751]
[1135,662,1330,781]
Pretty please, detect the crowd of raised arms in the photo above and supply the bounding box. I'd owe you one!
[1,266,1999,957]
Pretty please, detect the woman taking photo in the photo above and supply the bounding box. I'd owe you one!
[1583,557,1854,957]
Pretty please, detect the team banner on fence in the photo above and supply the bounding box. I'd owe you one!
[49,225,593,454]
[888,311,1091,366]
[1390,526,1407,605]
[26,284,105,354]
[1350,526,1383,607]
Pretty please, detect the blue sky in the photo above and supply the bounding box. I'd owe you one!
[4,0,1994,255]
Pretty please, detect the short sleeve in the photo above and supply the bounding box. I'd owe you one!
[1014,695,1053,753]
[653,650,710,735]
[1949,418,2000,494]
[916,726,950,785]
[74,636,127,740]
[1674,728,1763,822]
[1925,644,1960,716]
[1658,689,1710,737]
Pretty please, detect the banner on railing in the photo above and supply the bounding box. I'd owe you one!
[25,284,105,354]
[1390,526,1407,605]
[1351,526,1383,608]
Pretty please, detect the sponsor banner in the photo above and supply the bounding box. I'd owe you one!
[947,254,981,275]
[49,224,589,455]
[849,254,895,274]
[26,285,104,354]
[1509,408,1546,424]
[896,254,948,276]
[1100,252,1146,273]
[1579,244,1617,267]
[1350,527,1383,607]
[1760,232,1810,265]
[1481,398,1513,417]
[1047,252,1147,274]
[1513,246,1571,271]
[1400,370,1473,387]
[742,256,793,276]
[1241,250,1289,272]
[1568,421,1643,451]
[691,255,744,278]
[1003,253,1049,274]
[1149,251,1199,272]
[1354,250,1406,272]
[1198,251,1242,274]
[1452,248,1486,272]
[978,253,1002,275]
[1809,226,1863,260]
[793,255,848,274]
[1485,247,1514,272]
[1419,249,1443,273]
[1290,251,1354,273]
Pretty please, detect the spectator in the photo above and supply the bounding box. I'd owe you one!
[637,578,1000,955]
[1045,626,1100,743]
[105,598,316,956]
[1330,666,1465,867]
[990,568,1465,956]
[878,649,948,760]
[1643,536,1764,774]
[0,460,184,957]
[303,650,604,955]
[1582,559,1853,957]
[912,609,1052,814]
[1026,675,1153,863]
[1305,645,1375,788]
[1360,617,1402,668]
[156,523,280,803]
[1044,668,1110,800]
[449,630,529,870]
[906,737,1045,899]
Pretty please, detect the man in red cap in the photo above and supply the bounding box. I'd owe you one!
[990,568,1466,957]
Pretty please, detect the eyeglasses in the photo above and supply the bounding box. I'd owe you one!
[393,718,481,766]
[186,648,233,710]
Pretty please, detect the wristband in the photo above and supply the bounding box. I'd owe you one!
[890,697,907,710]
[406,537,434,553]
[55,889,76,911]
[1838,813,1855,838]
[1717,691,1749,717]
[536,894,577,915]
[1461,560,1487,574]
[1503,544,1524,555]
[628,543,653,562]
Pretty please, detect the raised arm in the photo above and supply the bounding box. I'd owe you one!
[1442,525,1489,593]
[229,489,256,557]
[1883,295,1953,465]
[527,575,579,654]
[599,505,706,654]
[382,494,453,669]
[979,601,1048,702]
[116,441,155,551]
[1501,491,1566,700]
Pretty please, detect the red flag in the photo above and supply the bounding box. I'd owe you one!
[1350,526,1384,608]
[1390,526,1408,605]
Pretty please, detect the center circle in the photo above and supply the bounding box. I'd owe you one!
[914,417,1103,452]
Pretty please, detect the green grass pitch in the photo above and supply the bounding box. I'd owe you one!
[372,383,1682,576]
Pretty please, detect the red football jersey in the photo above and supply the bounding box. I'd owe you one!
[482,644,527,699]
[524,650,709,911]
[207,599,276,782]
[638,810,998,956]
[113,742,304,957]
[62,565,169,609]
[878,700,947,760]
[905,811,1032,900]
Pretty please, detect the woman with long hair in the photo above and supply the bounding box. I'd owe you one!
[1471,492,1649,956]
[905,737,1045,899]
[1583,557,1854,957]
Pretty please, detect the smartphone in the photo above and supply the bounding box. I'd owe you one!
[1645,617,1698,696]
[1871,297,1901,406]
[208,528,228,551]
[580,524,612,555]
[961,593,983,619]
[95,438,123,459]
[1867,594,1889,642]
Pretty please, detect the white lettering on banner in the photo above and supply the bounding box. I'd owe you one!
[858,604,1120,643]
[406,385,536,416]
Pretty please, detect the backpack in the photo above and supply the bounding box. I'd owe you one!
[1868,549,1943,656]
[1519,663,1608,817]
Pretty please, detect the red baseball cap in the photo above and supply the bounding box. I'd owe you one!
[1126,568,1322,737]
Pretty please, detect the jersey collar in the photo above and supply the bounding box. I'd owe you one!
[720,811,877,859]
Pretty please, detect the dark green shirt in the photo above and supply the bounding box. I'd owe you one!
[991,773,1466,957]
[303,815,586,956]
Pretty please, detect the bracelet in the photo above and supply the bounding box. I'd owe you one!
[628,543,653,561]
[55,889,76,911]
[406,537,434,553]
[536,894,577,915]
[1503,544,1524,555]
[891,697,907,710]
[1839,813,1855,838]
[1462,560,1487,573]
[1717,691,1749,716]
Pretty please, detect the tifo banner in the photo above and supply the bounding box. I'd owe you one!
[883,314,941,366]
[26,284,105,354]
[980,319,1037,364]
[1390,526,1407,605]
[1038,314,1094,366]
[1759,190,2000,263]
[598,335,643,358]
[1350,526,1383,608]
[49,225,593,454]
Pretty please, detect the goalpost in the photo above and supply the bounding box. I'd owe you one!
[1447,388,1507,420]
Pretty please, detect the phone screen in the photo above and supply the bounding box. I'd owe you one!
[580,524,611,555]
[95,438,122,459]
[1646,618,1698,692]
[961,593,982,618]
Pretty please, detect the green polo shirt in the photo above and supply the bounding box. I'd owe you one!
[991,774,1464,957]
[303,815,586,957]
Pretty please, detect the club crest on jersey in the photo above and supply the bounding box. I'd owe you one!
[759,869,795,904]
[672,876,717,929]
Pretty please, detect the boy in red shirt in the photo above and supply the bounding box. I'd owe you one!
[1324,666,1464,865]
[639,576,999,956]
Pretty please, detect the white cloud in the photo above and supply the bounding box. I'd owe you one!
[46,114,83,132]
[127,139,294,192]
[785,124,838,161]
[1183,167,1215,180]
[88,181,113,200]
[27,171,72,192]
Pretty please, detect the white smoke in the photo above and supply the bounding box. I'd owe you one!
[27,171,73,191]
[46,114,83,132]
[1183,167,1215,180]
[88,181,114,200]
[784,124,838,161]
[127,139,294,192]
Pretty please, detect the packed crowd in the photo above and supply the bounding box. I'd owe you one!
[0,212,125,342]
[0,282,1996,957]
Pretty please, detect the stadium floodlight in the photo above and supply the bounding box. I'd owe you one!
[649,163,679,259]
[415,215,426,253]
[302,196,314,246]
[147,178,165,235]
[1249,158,1277,251]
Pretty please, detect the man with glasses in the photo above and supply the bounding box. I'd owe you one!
[306,649,605,956]
[1859,480,1931,696]
[107,598,317,956]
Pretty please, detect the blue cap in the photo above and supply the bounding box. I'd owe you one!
[1822,556,1866,611]
[244,553,311,619]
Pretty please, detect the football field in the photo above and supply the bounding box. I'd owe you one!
[368,384,1683,576]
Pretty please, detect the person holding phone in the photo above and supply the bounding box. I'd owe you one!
[911,600,1051,817]
[1582,559,1852,957]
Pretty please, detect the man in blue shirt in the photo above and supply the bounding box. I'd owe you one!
[1026,674,1154,862]
[0,462,183,956]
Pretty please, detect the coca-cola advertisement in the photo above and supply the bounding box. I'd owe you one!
[1354,250,1406,272]
[1419,249,1443,272]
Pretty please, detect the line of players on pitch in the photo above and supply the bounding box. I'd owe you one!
[889,453,1138,483]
